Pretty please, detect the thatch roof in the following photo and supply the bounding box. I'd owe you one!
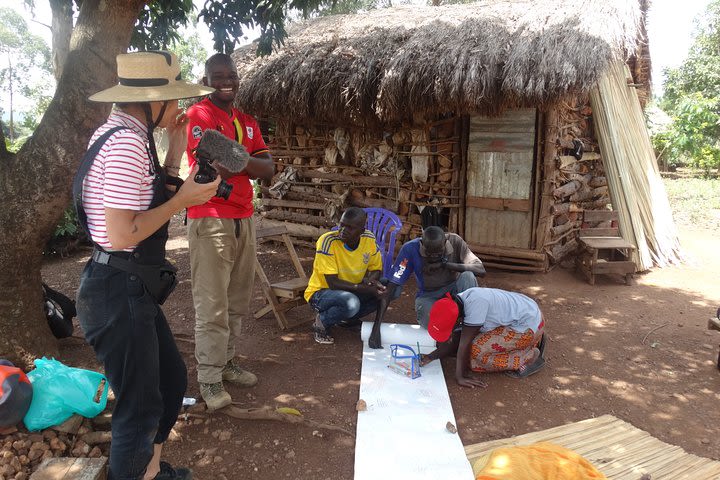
[233,0,645,124]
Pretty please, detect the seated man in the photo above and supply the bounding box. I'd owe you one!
[421,288,546,388]
[382,226,486,329]
[304,207,386,345]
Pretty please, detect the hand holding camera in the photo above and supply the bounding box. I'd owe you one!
[193,129,250,200]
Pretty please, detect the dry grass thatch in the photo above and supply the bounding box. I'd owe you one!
[233,0,644,124]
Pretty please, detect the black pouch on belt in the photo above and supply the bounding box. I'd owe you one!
[92,250,178,305]
[142,261,178,305]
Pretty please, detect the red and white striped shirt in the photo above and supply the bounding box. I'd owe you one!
[82,110,156,251]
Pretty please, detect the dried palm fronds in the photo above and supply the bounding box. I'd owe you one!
[590,61,682,270]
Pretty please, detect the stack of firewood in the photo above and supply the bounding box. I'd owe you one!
[546,100,611,262]
[261,119,460,242]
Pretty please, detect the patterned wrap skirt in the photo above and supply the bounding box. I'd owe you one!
[469,319,545,373]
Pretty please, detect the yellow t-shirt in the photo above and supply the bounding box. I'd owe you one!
[304,230,383,302]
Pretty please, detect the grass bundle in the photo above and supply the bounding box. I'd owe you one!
[590,61,683,270]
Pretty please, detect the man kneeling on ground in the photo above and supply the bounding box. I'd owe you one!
[420,287,546,388]
[304,207,385,344]
[378,226,486,330]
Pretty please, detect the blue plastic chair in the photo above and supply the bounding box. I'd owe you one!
[363,208,403,277]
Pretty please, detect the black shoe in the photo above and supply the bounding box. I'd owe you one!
[154,462,192,480]
[537,333,547,359]
[336,319,363,332]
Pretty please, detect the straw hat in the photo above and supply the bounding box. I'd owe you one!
[89,51,214,103]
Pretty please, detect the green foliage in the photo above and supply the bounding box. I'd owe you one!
[657,0,720,171]
[169,17,209,83]
[53,207,79,239]
[132,0,194,51]
[130,0,327,56]
[0,6,53,140]
[663,173,720,229]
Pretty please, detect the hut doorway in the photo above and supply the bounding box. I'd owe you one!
[464,108,537,250]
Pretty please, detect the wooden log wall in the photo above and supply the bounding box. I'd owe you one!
[543,97,612,264]
[257,117,462,245]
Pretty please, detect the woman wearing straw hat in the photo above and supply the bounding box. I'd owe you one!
[74,51,218,480]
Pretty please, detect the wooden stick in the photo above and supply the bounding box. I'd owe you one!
[642,323,669,345]
[217,405,355,437]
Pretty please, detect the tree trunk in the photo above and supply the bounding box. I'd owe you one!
[49,0,74,82]
[0,0,146,367]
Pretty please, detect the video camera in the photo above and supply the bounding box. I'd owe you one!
[194,129,250,200]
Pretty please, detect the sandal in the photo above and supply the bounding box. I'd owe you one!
[505,355,545,379]
[312,325,334,345]
[537,333,547,359]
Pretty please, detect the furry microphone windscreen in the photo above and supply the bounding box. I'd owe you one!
[195,129,250,173]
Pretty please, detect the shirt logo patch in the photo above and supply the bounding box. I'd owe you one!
[191,126,203,139]
[393,259,409,279]
[246,126,254,139]
[363,253,370,264]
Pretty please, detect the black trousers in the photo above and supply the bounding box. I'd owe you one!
[76,260,187,480]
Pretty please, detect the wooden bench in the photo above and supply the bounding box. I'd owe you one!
[254,225,310,329]
[575,210,636,285]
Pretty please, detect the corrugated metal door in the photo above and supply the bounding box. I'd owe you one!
[465,109,536,249]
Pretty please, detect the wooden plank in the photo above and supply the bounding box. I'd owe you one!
[271,277,309,298]
[256,226,289,238]
[584,210,618,222]
[261,198,326,210]
[579,237,635,249]
[31,457,107,480]
[579,227,619,237]
[536,107,559,253]
[465,196,531,212]
[468,244,546,262]
[591,261,636,275]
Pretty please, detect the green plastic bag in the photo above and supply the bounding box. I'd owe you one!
[23,357,108,431]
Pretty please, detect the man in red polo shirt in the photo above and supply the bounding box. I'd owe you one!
[186,53,274,410]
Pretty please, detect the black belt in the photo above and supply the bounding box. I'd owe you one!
[91,249,166,274]
[90,249,177,304]
[92,250,132,265]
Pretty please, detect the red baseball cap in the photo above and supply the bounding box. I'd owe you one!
[428,293,459,342]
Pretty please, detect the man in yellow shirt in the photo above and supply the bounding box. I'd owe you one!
[305,207,386,344]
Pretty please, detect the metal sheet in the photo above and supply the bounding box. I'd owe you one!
[466,109,536,248]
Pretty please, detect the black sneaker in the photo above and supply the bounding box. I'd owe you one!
[154,461,192,480]
[336,318,363,332]
[312,325,335,344]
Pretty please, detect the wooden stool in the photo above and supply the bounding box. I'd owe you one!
[575,210,636,285]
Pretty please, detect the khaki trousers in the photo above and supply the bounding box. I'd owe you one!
[188,216,256,384]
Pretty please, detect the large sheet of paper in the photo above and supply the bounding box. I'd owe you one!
[354,322,474,479]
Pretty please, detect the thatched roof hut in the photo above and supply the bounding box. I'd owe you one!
[234,0,681,276]
[236,0,649,124]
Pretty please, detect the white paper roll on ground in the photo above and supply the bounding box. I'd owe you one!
[359,321,436,348]
[355,322,474,480]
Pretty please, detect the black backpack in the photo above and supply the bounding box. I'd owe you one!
[42,283,76,339]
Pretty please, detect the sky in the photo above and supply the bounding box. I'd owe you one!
[2,0,715,116]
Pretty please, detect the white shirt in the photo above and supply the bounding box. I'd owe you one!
[458,287,542,334]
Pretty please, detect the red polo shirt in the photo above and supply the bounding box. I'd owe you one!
[185,98,269,219]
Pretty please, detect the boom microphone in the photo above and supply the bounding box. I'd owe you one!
[195,128,250,173]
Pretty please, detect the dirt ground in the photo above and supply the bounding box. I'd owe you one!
[41,217,720,479]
